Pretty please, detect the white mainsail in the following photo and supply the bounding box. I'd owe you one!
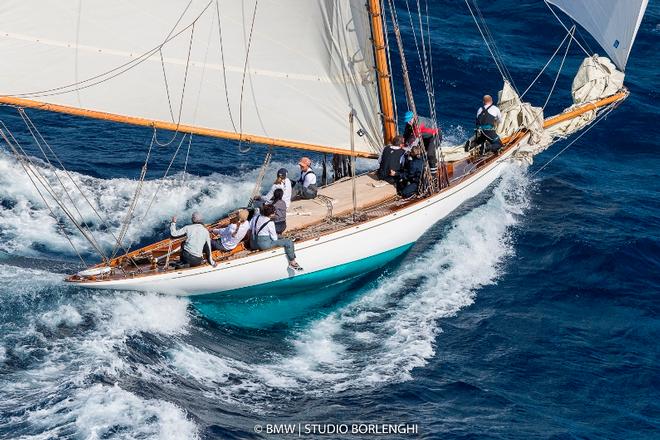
[547,0,649,71]
[0,0,384,156]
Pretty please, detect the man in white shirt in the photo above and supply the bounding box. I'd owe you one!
[210,209,250,252]
[293,157,318,200]
[475,94,503,153]
[250,204,303,271]
[170,212,216,267]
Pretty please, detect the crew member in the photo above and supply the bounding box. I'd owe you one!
[377,135,405,184]
[210,209,250,252]
[403,111,441,173]
[397,144,425,198]
[254,168,292,208]
[293,157,317,200]
[475,94,502,153]
[169,212,215,267]
[250,204,303,271]
[269,188,288,235]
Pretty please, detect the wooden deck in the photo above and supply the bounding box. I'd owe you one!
[286,173,398,231]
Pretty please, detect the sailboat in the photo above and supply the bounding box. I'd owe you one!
[0,0,648,296]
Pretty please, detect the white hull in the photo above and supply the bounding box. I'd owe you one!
[78,147,517,297]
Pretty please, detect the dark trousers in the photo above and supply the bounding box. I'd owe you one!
[476,130,502,153]
[181,249,204,267]
[275,221,287,235]
[399,182,419,198]
[295,185,317,200]
[423,135,440,170]
[211,239,230,252]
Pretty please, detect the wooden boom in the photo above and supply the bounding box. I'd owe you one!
[0,95,380,159]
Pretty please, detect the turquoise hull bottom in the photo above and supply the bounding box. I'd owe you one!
[193,243,414,327]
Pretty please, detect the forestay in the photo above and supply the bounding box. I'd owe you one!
[547,0,648,71]
[0,0,383,156]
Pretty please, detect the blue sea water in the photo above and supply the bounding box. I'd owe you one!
[0,1,658,439]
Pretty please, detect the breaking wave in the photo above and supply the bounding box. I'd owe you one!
[0,148,313,260]
[0,265,197,439]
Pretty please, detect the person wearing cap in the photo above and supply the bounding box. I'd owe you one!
[403,110,441,173]
[475,94,502,153]
[169,212,216,267]
[254,168,292,208]
[210,209,250,252]
[377,135,405,184]
[293,157,318,200]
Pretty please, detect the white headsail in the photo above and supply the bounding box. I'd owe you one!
[0,0,385,156]
[547,0,649,71]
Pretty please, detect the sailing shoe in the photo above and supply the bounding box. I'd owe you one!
[289,261,304,272]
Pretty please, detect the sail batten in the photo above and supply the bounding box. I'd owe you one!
[0,0,384,156]
[547,0,648,71]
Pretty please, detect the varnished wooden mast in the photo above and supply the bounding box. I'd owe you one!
[368,0,397,145]
[0,96,379,159]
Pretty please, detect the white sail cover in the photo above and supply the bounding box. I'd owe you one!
[0,0,383,155]
[547,0,648,71]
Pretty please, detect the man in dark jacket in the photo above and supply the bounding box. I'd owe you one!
[377,135,405,184]
[397,145,425,198]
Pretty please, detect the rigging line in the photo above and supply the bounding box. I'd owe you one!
[463,0,508,84]
[12,113,110,257]
[215,0,238,133]
[531,104,617,177]
[542,27,573,110]
[0,122,109,261]
[154,22,197,147]
[182,133,192,182]
[247,146,272,207]
[123,132,188,253]
[159,49,177,123]
[19,110,94,238]
[0,128,87,266]
[74,0,83,108]
[162,0,194,42]
[425,0,437,114]
[192,11,215,126]
[419,0,437,122]
[416,0,439,132]
[517,26,574,128]
[402,0,432,105]
[18,108,132,257]
[543,0,591,58]
[421,0,449,187]
[472,0,518,93]
[237,0,259,154]
[111,134,155,260]
[7,1,214,100]
[386,0,416,114]
[380,0,398,128]
[414,0,435,106]
[520,28,572,99]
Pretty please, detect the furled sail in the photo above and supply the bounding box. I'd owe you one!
[547,0,648,71]
[0,0,386,157]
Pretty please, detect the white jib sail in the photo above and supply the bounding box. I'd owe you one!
[547,0,649,71]
[0,0,383,156]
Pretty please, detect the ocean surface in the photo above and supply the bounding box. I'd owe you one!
[1,1,658,439]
